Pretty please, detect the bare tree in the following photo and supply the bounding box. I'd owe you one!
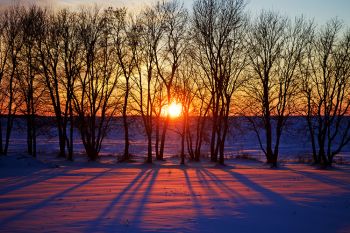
[177,53,196,163]
[245,11,313,167]
[176,52,197,164]
[0,10,10,155]
[37,9,82,161]
[153,81,167,161]
[57,9,83,161]
[108,8,138,161]
[176,46,212,162]
[154,0,188,161]
[73,8,120,161]
[132,4,166,163]
[37,10,65,158]
[302,19,350,166]
[189,83,212,161]
[0,6,24,156]
[17,5,46,157]
[192,0,247,164]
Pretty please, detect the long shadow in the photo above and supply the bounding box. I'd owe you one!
[220,168,350,233]
[85,168,153,233]
[130,168,159,230]
[0,167,80,196]
[202,168,246,201]
[0,168,112,227]
[112,169,153,219]
[196,169,221,198]
[286,167,350,192]
[222,169,297,208]
[182,168,203,215]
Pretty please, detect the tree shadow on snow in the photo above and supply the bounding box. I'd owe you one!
[85,167,159,232]
[0,168,112,227]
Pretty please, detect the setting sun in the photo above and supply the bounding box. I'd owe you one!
[167,102,182,118]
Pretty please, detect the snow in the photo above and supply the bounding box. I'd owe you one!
[4,117,350,163]
[1,117,350,232]
[1,155,350,233]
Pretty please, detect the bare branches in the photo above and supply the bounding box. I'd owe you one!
[193,0,247,164]
[68,7,121,161]
[0,1,348,166]
[245,11,313,166]
[302,19,350,166]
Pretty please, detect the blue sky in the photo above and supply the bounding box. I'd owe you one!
[0,0,349,25]
[247,0,350,25]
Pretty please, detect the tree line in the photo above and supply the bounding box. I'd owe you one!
[0,0,349,167]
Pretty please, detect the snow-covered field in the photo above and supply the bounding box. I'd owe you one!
[1,118,350,233]
[1,155,350,233]
[4,117,350,163]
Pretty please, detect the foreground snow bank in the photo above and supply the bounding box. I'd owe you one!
[0,156,350,233]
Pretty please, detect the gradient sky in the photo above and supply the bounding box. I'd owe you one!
[0,0,349,25]
[247,0,350,25]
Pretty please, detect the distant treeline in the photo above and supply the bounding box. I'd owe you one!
[0,0,349,166]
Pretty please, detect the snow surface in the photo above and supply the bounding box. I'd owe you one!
[4,117,350,163]
[1,155,350,233]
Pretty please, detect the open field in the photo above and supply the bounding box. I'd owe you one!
[1,156,350,233]
[4,117,350,164]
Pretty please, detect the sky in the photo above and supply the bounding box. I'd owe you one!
[247,0,350,25]
[0,0,349,25]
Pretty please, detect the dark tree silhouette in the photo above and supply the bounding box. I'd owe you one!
[192,0,247,164]
[244,11,312,167]
[302,19,350,166]
[0,5,23,155]
[73,8,120,161]
[154,0,188,161]
[107,7,137,162]
[18,6,46,158]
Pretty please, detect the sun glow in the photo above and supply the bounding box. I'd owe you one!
[167,102,182,118]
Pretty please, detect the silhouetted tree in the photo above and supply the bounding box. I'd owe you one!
[245,11,313,167]
[108,7,138,161]
[155,0,188,160]
[176,47,212,162]
[302,19,350,166]
[132,3,166,163]
[17,6,46,157]
[0,5,23,155]
[57,9,83,161]
[37,9,82,161]
[0,12,10,155]
[192,0,247,164]
[73,8,120,161]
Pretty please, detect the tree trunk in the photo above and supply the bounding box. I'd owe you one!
[155,116,160,160]
[264,112,273,163]
[67,101,74,161]
[306,115,318,163]
[122,79,130,160]
[122,112,130,161]
[67,115,74,161]
[0,118,3,155]
[58,125,66,158]
[159,115,169,160]
[27,115,33,156]
[185,117,194,160]
[210,117,217,162]
[86,146,98,161]
[319,146,328,166]
[219,115,229,165]
[32,114,36,158]
[180,113,186,165]
[195,116,207,162]
[4,115,13,156]
[147,132,152,163]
